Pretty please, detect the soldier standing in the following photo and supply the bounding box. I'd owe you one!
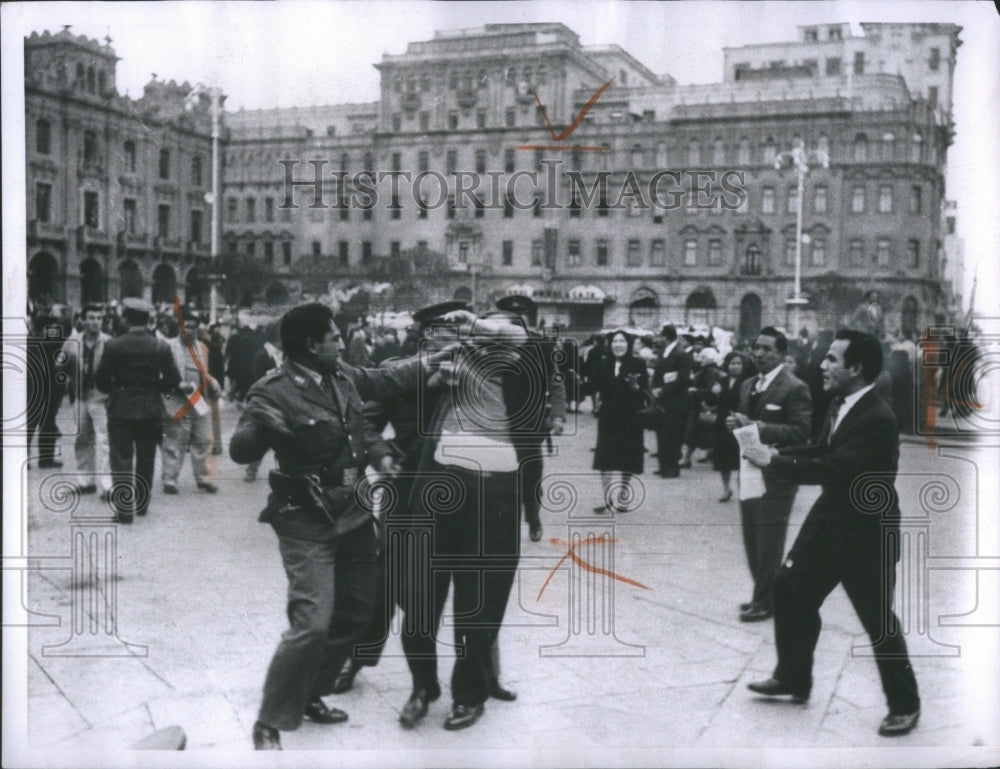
[95,298,180,522]
[228,303,454,750]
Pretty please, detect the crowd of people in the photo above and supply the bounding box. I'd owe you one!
[24,291,983,747]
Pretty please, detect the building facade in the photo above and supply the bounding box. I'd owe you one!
[25,27,219,310]
[26,22,962,339]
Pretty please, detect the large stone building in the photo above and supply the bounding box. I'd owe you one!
[26,21,962,340]
[25,27,218,310]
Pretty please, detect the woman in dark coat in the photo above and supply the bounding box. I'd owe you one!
[707,351,755,502]
[592,330,648,513]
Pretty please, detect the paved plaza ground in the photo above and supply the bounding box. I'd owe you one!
[5,398,999,767]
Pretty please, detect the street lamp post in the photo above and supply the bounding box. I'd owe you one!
[185,85,226,324]
[774,141,828,336]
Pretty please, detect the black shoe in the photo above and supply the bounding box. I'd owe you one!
[400,688,439,729]
[719,491,733,503]
[303,697,348,725]
[489,681,517,702]
[197,482,218,494]
[77,484,98,495]
[38,460,63,469]
[163,484,178,495]
[747,678,809,703]
[739,602,753,612]
[878,709,920,737]
[443,702,484,731]
[529,522,543,542]
[252,721,281,750]
[330,659,362,694]
[740,606,774,623]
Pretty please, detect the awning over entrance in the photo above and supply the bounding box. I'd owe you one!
[568,284,606,301]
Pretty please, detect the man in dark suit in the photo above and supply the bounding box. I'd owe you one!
[95,298,181,522]
[744,330,920,737]
[652,324,692,477]
[725,326,812,621]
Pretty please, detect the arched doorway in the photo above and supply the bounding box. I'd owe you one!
[628,287,659,330]
[152,264,177,306]
[453,286,472,303]
[265,281,290,306]
[739,293,762,343]
[80,259,104,304]
[118,259,143,299]
[685,289,717,326]
[28,252,60,305]
[185,267,207,310]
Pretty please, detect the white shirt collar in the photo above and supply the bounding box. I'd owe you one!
[756,364,784,393]
[833,383,876,431]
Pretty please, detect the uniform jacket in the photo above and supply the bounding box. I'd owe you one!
[61,331,111,403]
[768,389,902,560]
[653,344,693,411]
[95,328,181,421]
[229,357,422,541]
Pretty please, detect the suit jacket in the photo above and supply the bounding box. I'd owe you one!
[768,389,902,560]
[653,344,692,411]
[95,328,181,421]
[737,365,812,496]
[737,366,812,447]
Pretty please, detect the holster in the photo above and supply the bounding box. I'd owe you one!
[268,470,355,527]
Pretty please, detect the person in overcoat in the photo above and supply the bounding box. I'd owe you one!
[592,330,648,512]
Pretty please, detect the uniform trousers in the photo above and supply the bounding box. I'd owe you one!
[517,445,545,527]
[410,464,520,707]
[258,520,380,731]
[107,417,160,516]
[160,410,211,485]
[740,491,796,611]
[75,396,111,492]
[773,518,920,714]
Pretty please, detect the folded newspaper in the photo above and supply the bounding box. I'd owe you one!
[733,423,766,501]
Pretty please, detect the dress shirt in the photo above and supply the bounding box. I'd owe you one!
[831,383,875,434]
[754,363,784,394]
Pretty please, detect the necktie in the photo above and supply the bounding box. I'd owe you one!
[747,376,764,414]
[827,397,844,444]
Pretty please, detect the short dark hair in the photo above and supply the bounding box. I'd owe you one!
[660,324,677,341]
[82,303,104,316]
[834,328,882,384]
[280,303,336,359]
[756,326,788,354]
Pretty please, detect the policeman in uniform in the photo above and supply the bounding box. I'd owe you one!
[327,302,482,727]
[228,302,454,750]
[494,294,567,542]
[95,298,181,522]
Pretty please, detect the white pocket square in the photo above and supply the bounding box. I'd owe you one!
[764,403,782,411]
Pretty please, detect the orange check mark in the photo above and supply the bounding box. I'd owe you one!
[536,76,615,142]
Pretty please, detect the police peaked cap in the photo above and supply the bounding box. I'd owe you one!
[495,294,537,317]
[121,297,155,324]
[412,300,472,327]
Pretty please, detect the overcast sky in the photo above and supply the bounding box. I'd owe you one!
[4,0,998,314]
